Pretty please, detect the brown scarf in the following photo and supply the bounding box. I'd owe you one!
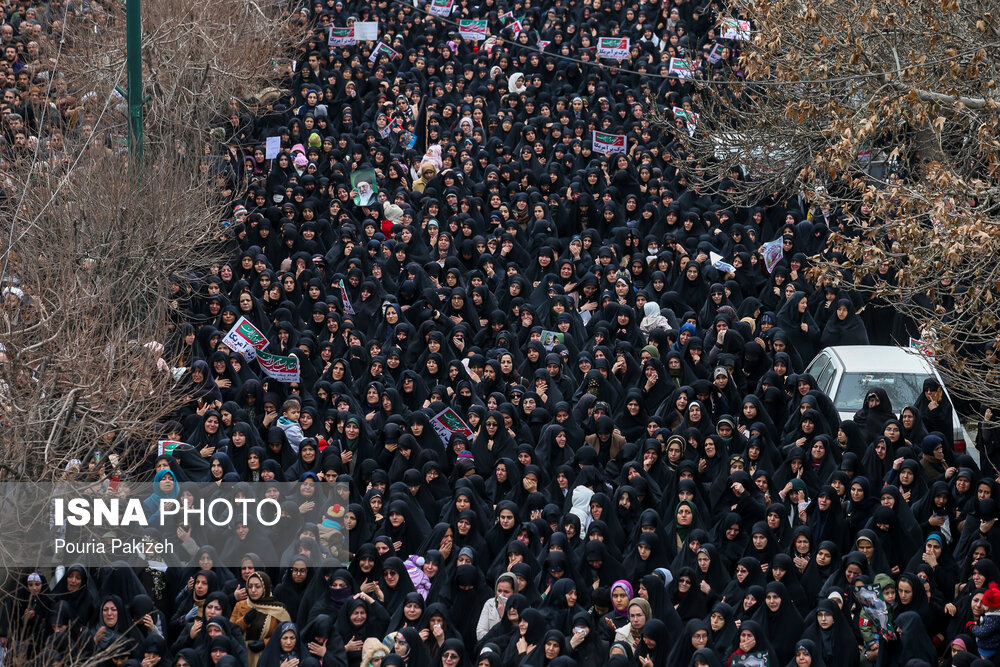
[245,572,291,641]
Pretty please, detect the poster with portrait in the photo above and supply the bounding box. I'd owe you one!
[351,169,379,207]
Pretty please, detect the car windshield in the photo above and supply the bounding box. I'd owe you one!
[833,372,928,412]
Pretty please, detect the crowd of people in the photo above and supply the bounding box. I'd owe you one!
[4,0,1000,667]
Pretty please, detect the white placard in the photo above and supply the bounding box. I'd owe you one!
[355,21,379,41]
[265,136,281,159]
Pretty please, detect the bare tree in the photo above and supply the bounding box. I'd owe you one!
[654,0,1000,409]
[0,0,302,473]
[0,3,304,653]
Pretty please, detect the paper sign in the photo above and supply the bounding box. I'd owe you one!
[459,19,488,40]
[265,136,281,160]
[761,238,784,273]
[399,131,418,149]
[710,251,736,274]
[593,131,627,155]
[428,0,452,16]
[672,107,700,135]
[537,40,550,50]
[157,440,184,456]
[369,41,400,63]
[431,407,474,445]
[221,316,270,361]
[256,349,301,383]
[328,27,355,46]
[669,57,694,79]
[509,19,524,36]
[597,37,629,60]
[733,651,770,667]
[707,43,723,64]
[540,330,565,351]
[354,21,379,41]
[721,18,750,40]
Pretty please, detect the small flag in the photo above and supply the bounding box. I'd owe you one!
[339,279,356,315]
[157,440,185,456]
[592,131,627,155]
[909,338,935,359]
[596,36,629,60]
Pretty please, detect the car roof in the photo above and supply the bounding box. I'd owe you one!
[822,345,937,375]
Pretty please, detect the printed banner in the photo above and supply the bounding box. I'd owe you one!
[431,407,474,445]
[369,41,400,63]
[328,27,356,46]
[509,19,524,35]
[593,131,627,155]
[256,349,301,383]
[222,316,270,361]
[339,279,356,315]
[761,238,784,274]
[428,0,453,16]
[669,57,694,78]
[537,39,551,50]
[157,440,185,456]
[459,19,488,40]
[597,37,630,60]
[721,18,751,40]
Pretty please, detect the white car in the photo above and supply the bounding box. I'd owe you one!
[804,345,973,452]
